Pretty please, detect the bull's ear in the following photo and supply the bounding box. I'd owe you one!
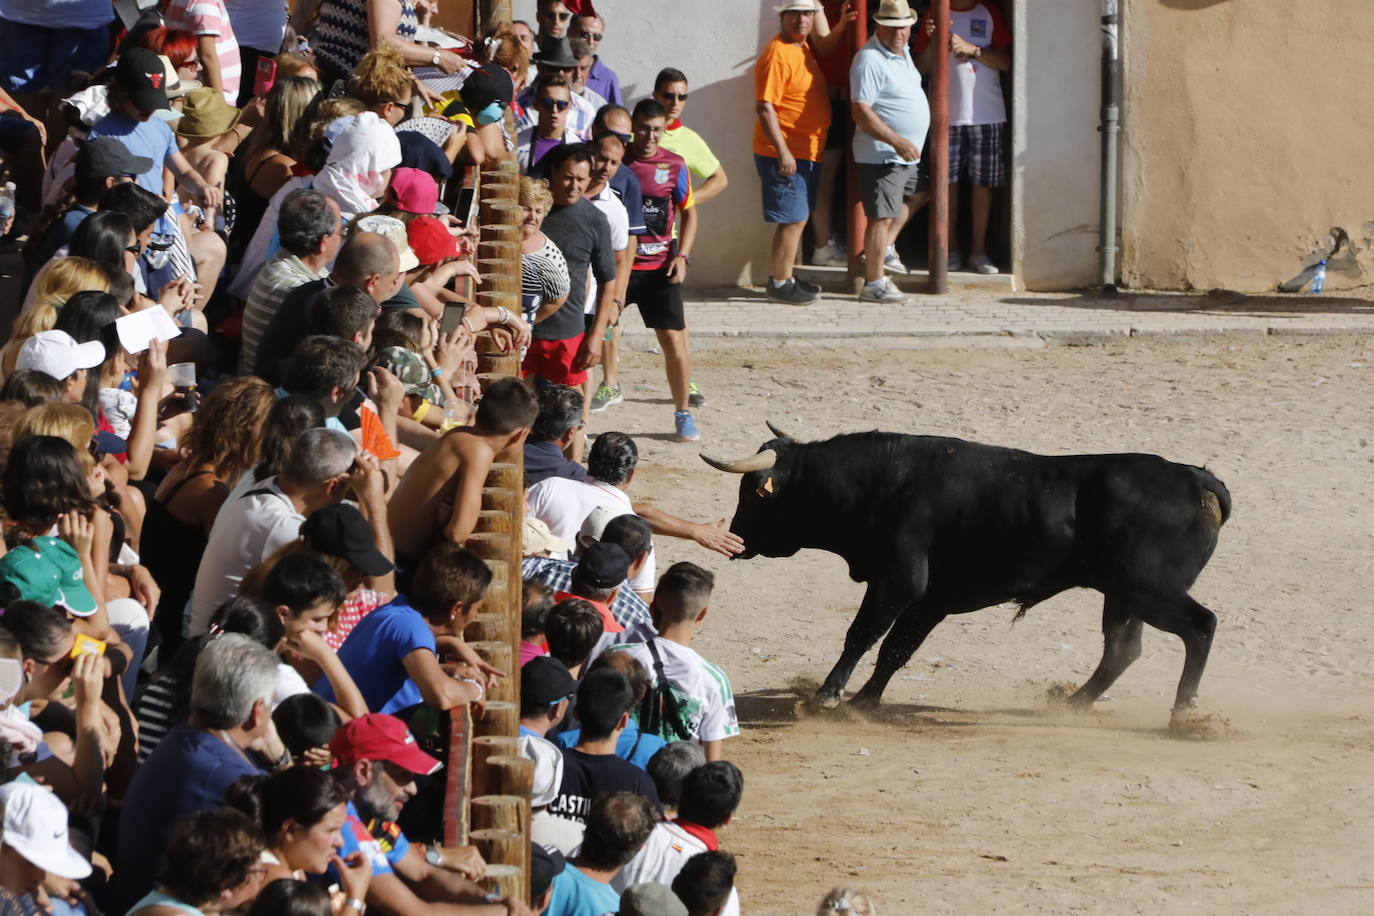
[754,474,776,499]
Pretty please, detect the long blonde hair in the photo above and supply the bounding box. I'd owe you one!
[14,402,97,474]
[4,257,109,375]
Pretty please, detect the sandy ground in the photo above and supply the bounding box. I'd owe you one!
[592,333,1374,914]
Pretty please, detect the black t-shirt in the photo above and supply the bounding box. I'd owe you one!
[537,198,615,342]
[253,279,424,384]
[548,747,661,824]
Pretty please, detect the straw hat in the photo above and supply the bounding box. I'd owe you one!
[176,86,242,139]
[873,0,917,27]
[775,0,819,13]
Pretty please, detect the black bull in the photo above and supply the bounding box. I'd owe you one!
[701,427,1231,714]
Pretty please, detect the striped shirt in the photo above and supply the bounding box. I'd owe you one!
[164,0,242,105]
[520,235,571,326]
[521,556,651,631]
[314,0,417,79]
[240,251,321,374]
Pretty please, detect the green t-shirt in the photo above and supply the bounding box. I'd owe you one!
[660,123,721,186]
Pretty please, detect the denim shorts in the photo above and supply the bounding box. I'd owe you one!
[0,17,111,95]
[754,154,821,225]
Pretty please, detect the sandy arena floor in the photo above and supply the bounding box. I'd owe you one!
[591,334,1374,914]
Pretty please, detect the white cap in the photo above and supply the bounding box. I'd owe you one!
[775,0,819,12]
[523,517,569,556]
[61,85,111,133]
[521,733,565,808]
[0,783,93,880]
[576,505,620,552]
[354,214,421,272]
[16,330,105,381]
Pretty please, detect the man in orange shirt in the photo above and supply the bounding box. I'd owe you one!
[754,0,833,305]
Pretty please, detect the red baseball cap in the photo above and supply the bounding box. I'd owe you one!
[387,167,443,215]
[329,714,441,775]
[407,216,461,266]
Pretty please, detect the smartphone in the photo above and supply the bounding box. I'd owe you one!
[70,634,107,660]
[253,57,278,97]
[453,186,476,228]
[440,302,467,336]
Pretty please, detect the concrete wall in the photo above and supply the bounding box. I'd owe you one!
[1120,0,1374,293]
[1012,0,1102,289]
[518,0,777,288]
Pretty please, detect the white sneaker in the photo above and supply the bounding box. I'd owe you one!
[970,253,999,275]
[948,251,964,271]
[859,276,905,303]
[883,246,907,274]
[810,239,846,267]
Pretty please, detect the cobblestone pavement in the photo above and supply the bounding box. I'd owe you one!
[619,285,1374,347]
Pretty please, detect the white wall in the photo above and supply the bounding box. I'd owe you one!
[521,1,1106,291]
[519,0,777,288]
[1012,0,1102,290]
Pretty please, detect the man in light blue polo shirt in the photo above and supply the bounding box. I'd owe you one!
[850,0,929,303]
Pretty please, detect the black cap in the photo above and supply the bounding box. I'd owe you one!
[575,541,631,589]
[77,137,153,181]
[114,47,170,114]
[300,504,395,577]
[533,35,579,69]
[530,843,565,901]
[461,64,514,109]
[521,656,577,708]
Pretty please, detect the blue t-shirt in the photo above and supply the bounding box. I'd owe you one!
[332,802,410,879]
[316,596,435,713]
[87,112,178,197]
[608,166,647,236]
[547,864,621,916]
[111,726,262,912]
[552,719,666,771]
[0,0,112,28]
[849,34,930,165]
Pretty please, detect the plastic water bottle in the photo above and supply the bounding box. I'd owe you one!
[1311,259,1327,294]
[0,182,15,225]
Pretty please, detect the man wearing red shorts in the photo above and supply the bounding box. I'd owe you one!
[525,146,618,419]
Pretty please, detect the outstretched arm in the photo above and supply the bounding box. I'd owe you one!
[629,501,745,557]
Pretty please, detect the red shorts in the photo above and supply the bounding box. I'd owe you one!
[522,334,587,386]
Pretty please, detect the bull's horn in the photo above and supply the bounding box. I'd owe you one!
[699,450,777,474]
[765,420,793,440]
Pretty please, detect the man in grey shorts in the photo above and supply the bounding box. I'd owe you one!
[850,0,929,302]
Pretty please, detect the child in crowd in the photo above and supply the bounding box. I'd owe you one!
[521,578,556,666]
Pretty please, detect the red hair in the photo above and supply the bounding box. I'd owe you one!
[139,26,198,70]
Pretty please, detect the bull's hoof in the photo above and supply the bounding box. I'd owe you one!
[813,690,843,710]
[848,692,882,711]
[1169,706,1235,740]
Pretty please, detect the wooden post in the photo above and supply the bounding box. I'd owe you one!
[465,612,512,644]
[846,0,870,294]
[469,641,514,703]
[442,706,471,848]
[929,0,951,294]
[479,865,523,900]
[471,795,524,832]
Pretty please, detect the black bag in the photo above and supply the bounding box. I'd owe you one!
[637,639,694,742]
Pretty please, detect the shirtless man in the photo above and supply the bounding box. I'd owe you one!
[387,377,540,578]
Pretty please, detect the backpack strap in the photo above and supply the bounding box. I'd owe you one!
[644,638,692,741]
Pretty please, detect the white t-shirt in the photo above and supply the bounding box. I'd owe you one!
[585,184,629,314]
[612,821,741,916]
[605,624,739,744]
[190,477,304,636]
[924,3,1010,126]
[273,661,310,709]
[525,477,655,594]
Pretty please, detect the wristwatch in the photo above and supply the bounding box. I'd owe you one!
[431,49,442,66]
[425,846,445,867]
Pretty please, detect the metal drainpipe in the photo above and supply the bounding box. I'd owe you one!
[1099,0,1121,293]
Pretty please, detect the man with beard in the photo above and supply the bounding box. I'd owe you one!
[330,714,531,915]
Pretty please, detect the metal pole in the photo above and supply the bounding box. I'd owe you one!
[927,0,950,294]
[1099,0,1120,293]
[845,0,869,293]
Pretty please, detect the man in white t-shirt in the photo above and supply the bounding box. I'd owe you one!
[613,760,743,916]
[525,433,746,600]
[915,0,1011,275]
[189,428,359,635]
[604,563,738,760]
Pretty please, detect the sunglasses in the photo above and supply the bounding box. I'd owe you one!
[659,92,688,102]
[541,10,571,19]
[596,129,631,144]
[578,30,603,41]
[539,98,570,111]
[126,241,144,255]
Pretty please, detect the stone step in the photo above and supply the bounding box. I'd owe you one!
[793,261,1016,294]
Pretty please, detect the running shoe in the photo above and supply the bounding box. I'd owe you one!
[883,246,908,274]
[794,275,823,296]
[674,410,700,442]
[858,277,906,303]
[970,253,999,275]
[765,277,820,305]
[810,238,846,266]
[687,381,706,408]
[590,383,622,412]
[948,252,964,271]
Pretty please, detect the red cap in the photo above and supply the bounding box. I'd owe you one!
[329,714,441,775]
[387,167,441,215]
[407,216,461,266]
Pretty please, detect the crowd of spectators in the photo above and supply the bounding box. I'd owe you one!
[0,0,1001,908]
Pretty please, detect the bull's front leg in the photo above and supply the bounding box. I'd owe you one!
[816,565,926,708]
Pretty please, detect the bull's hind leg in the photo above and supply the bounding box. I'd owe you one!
[816,571,925,708]
[851,606,948,707]
[1067,597,1144,709]
[1132,593,1218,711]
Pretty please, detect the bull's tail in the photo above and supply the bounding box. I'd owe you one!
[1193,466,1232,528]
